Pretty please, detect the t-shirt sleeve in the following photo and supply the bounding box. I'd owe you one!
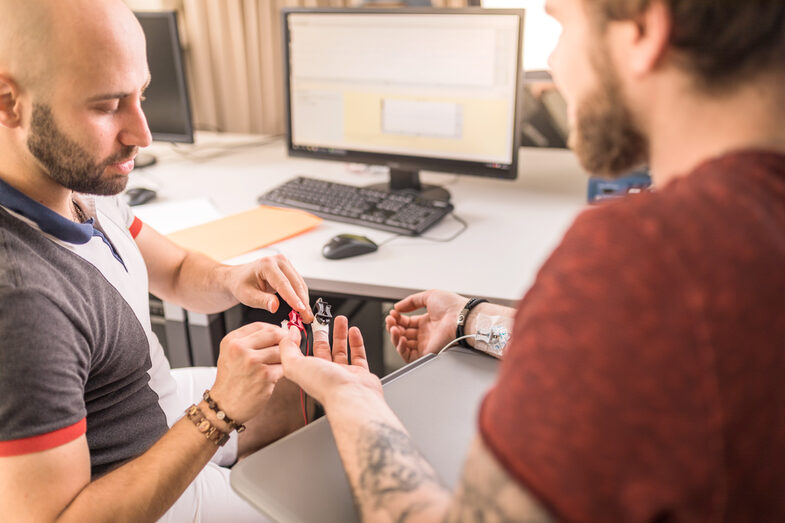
[101,195,142,237]
[0,288,90,456]
[479,205,719,523]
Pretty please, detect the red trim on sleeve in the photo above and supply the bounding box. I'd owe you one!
[129,216,143,239]
[0,418,86,457]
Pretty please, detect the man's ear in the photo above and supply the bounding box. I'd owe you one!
[0,74,23,128]
[628,0,672,78]
[608,0,672,79]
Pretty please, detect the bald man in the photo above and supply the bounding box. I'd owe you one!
[0,1,312,521]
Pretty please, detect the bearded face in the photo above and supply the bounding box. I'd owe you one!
[568,35,649,177]
[27,103,136,195]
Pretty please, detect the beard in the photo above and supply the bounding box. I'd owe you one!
[26,104,136,195]
[569,41,649,178]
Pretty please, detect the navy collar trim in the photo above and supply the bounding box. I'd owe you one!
[0,178,95,244]
[0,178,127,270]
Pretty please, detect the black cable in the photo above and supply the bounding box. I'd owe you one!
[418,212,468,243]
[376,234,402,247]
[373,211,468,248]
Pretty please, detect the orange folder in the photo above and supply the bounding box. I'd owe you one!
[167,205,322,261]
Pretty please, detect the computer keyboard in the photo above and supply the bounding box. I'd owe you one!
[257,176,454,236]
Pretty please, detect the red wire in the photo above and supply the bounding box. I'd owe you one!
[289,311,311,426]
[299,388,307,426]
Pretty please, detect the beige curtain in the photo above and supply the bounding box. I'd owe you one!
[431,0,470,5]
[180,0,468,135]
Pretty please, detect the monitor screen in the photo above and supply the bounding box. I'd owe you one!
[135,11,194,144]
[283,8,524,196]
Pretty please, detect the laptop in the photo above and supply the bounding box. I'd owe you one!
[230,347,500,522]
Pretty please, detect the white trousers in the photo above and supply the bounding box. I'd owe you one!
[158,367,268,523]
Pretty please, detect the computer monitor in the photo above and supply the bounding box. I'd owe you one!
[135,11,194,148]
[282,8,525,201]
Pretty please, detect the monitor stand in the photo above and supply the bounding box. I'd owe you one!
[364,168,450,202]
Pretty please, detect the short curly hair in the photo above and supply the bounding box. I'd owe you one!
[588,0,785,90]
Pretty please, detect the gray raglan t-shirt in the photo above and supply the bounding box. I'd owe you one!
[0,180,174,477]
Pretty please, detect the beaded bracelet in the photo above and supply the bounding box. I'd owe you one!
[203,390,246,433]
[185,404,230,447]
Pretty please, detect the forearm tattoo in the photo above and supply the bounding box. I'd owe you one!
[353,423,554,523]
[445,442,554,523]
[355,421,450,522]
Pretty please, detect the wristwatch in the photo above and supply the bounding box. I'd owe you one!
[456,298,488,348]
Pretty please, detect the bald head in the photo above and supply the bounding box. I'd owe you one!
[0,0,52,93]
[0,0,146,98]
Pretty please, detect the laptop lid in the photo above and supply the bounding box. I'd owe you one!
[230,347,500,522]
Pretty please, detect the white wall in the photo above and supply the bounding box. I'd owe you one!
[482,0,561,71]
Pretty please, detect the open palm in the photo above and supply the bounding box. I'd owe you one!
[385,290,467,363]
[280,316,382,407]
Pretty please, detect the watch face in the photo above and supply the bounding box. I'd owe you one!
[217,411,226,421]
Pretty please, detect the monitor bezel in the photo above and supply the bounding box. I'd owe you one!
[135,10,195,144]
[281,7,526,181]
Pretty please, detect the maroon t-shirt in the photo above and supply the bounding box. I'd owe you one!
[480,151,785,522]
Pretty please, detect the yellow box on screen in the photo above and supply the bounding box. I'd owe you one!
[167,205,322,262]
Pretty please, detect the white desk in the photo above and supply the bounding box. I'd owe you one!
[134,133,589,307]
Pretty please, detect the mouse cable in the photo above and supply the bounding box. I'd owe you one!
[372,212,467,249]
[376,234,402,247]
[419,212,468,243]
[368,212,469,247]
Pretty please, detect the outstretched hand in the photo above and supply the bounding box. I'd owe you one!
[385,290,467,363]
[280,316,382,408]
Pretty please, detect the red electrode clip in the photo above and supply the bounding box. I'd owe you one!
[287,310,305,332]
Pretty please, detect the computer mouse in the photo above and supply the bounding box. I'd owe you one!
[322,234,378,260]
[125,187,157,206]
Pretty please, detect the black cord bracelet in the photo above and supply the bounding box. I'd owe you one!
[456,298,488,348]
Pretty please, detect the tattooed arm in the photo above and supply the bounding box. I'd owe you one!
[280,317,556,523]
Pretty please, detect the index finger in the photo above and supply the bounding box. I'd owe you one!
[393,291,430,313]
[263,264,309,321]
[311,325,332,361]
[388,309,419,330]
[277,259,313,323]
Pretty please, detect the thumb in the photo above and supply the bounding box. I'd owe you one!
[288,325,301,343]
[245,287,279,314]
[261,293,280,313]
[280,327,316,388]
[280,326,302,364]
